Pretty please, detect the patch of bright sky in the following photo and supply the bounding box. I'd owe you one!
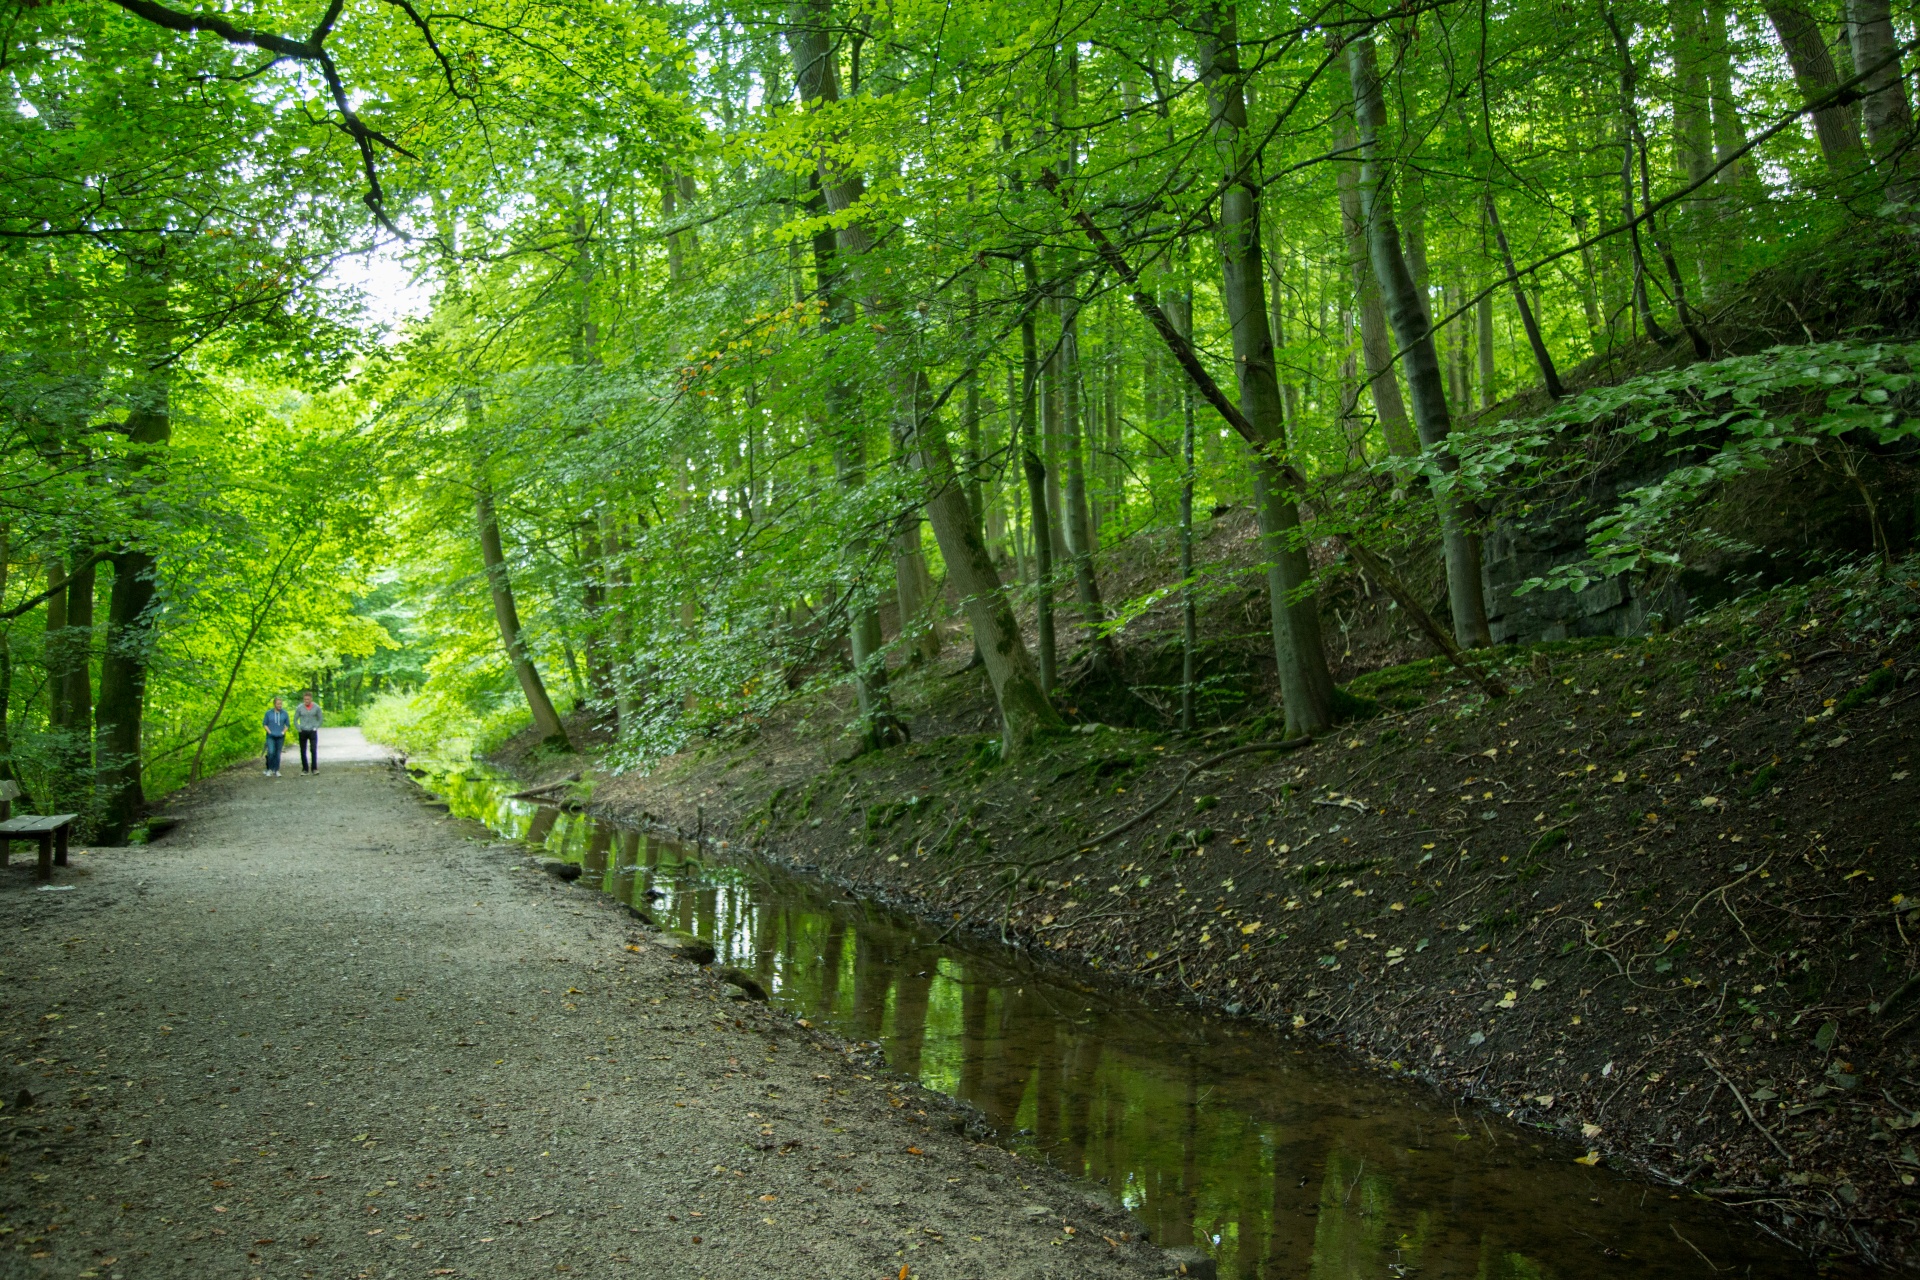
[326,239,432,340]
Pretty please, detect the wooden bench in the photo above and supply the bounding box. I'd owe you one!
[0,780,18,822]
[0,813,78,881]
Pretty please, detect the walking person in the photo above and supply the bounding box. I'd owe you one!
[296,690,322,774]
[263,697,290,777]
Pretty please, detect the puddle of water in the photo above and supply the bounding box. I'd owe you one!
[421,764,1820,1278]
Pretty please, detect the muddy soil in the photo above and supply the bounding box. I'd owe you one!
[0,729,1168,1280]
[555,578,1920,1270]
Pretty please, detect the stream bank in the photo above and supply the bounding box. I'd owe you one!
[502,569,1920,1271]
[421,758,1838,1278]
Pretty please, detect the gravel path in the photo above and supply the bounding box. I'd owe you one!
[0,731,1167,1280]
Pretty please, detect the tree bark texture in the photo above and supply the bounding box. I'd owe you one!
[94,377,171,842]
[1672,0,1717,185]
[1179,288,1198,734]
[902,369,1062,756]
[1333,114,1418,456]
[1763,0,1868,170]
[1199,2,1336,735]
[1706,1,1755,181]
[1846,0,1915,200]
[792,0,1054,752]
[476,480,572,749]
[0,528,11,786]
[1347,32,1494,648]
[1483,191,1565,398]
[1057,294,1120,674]
[789,10,909,745]
[1020,259,1057,693]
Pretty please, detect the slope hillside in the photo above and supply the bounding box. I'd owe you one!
[489,557,1920,1268]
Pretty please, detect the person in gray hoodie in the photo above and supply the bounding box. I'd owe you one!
[263,698,289,777]
[295,691,323,774]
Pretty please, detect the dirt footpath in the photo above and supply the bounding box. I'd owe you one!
[0,730,1165,1280]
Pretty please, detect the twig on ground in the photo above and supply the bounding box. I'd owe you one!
[1078,737,1315,850]
[1666,1220,1728,1274]
[1700,1053,1794,1166]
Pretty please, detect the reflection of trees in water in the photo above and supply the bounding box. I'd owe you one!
[850,926,891,1043]
[817,920,848,1017]
[609,831,638,905]
[1308,1149,1397,1279]
[524,807,557,847]
[424,775,1771,1280]
[959,973,987,1102]
[885,952,935,1079]
[584,824,611,882]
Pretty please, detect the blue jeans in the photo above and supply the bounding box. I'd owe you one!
[265,735,285,772]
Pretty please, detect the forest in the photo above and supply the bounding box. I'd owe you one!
[5,0,1913,823]
[7,0,1920,1263]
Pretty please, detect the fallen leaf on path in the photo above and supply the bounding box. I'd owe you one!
[1574,1151,1601,1165]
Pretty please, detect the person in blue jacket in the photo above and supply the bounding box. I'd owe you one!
[263,697,290,777]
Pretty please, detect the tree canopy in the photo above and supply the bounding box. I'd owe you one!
[3,0,1914,831]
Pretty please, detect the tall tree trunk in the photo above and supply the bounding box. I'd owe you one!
[476,478,572,749]
[0,528,11,785]
[95,344,171,841]
[1058,293,1120,675]
[1178,286,1199,733]
[1348,32,1494,648]
[1333,115,1418,456]
[791,0,1054,752]
[568,210,618,723]
[963,276,986,527]
[1483,191,1566,398]
[1102,297,1122,537]
[890,393,943,666]
[789,21,908,747]
[63,554,96,747]
[1039,299,1072,566]
[1706,0,1754,182]
[44,557,67,736]
[45,549,94,816]
[890,509,941,664]
[1763,0,1868,170]
[1199,2,1337,735]
[1020,257,1057,693]
[1847,0,1916,201]
[1606,8,1711,358]
[1672,0,1717,184]
[902,370,1061,756]
[1476,274,1497,410]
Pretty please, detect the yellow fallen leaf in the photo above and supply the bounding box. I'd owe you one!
[1574,1150,1602,1166]
[1581,1122,1602,1138]
[1610,771,1627,784]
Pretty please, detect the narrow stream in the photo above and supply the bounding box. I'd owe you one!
[417,763,1820,1279]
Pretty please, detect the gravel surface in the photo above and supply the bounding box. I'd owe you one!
[0,730,1167,1280]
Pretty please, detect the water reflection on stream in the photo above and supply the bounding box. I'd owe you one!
[420,765,1814,1279]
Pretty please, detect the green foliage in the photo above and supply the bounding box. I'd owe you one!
[4,0,1913,806]
[1458,343,1920,593]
